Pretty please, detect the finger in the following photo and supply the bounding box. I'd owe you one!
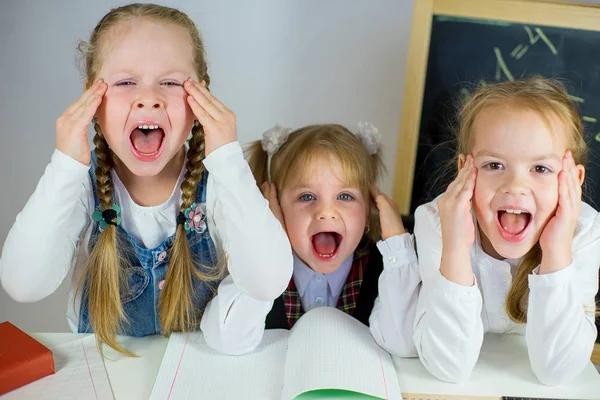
[567,152,582,200]
[187,95,215,128]
[447,160,473,198]
[184,79,224,120]
[73,82,107,123]
[64,79,105,116]
[562,152,579,206]
[260,181,270,199]
[458,167,477,203]
[557,170,571,213]
[370,185,381,198]
[269,183,279,206]
[269,183,285,222]
[193,80,228,112]
[370,185,384,205]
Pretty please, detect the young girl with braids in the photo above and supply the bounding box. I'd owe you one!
[202,123,421,357]
[0,3,292,355]
[413,77,600,385]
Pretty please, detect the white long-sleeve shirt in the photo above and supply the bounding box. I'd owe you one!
[0,142,293,332]
[201,233,421,357]
[413,197,600,385]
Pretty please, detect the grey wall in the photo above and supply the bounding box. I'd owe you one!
[0,0,414,332]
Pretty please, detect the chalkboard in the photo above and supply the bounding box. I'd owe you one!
[410,16,600,213]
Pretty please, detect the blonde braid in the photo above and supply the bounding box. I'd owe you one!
[77,124,134,356]
[93,124,114,210]
[181,123,206,208]
[160,120,222,335]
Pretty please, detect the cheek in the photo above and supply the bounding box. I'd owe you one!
[166,91,192,114]
[345,205,368,233]
[280,204,307,243]
[97,92,128,121]
[472,177,495,222]
[535,178,559,212]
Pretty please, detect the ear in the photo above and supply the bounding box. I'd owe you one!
[576,164,586,186]
[84,78,90,91]
[457,154,467,171]
[200,80,207,88]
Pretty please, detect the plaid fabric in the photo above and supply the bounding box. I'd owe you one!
[282,254,369,329]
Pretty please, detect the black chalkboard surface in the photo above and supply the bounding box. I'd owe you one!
[410,16,600,213]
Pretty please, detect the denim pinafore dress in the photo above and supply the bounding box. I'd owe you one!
[77,153,219,336]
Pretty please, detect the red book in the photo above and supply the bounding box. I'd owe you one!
[0,321,55,395]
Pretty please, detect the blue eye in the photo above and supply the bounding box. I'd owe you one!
[116,81,135,86]
[338,193,354,201]
[161,81,181,86]
[533,165,551,174]
[299,194,315,201]
[484,162,503,170]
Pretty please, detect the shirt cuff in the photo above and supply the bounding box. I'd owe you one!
[52,149,92,174]
[528,263,576,288]
[376,233,417,268]
[435,270,480,303]
[202,141,245,180]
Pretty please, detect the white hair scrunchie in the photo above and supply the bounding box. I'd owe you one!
[261,124,293,182]
[355,121,382,155]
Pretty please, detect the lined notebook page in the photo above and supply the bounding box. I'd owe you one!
[282,307,402,400]
[394,333,600,399]
[149,330,289,399]
[3,335,113,400]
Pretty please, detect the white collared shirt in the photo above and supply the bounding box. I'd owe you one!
[413,196,600,385]
[292,254,353,311]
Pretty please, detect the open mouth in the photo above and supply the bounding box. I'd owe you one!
[129,124,166,162]
[311,232,343,260]
[496,208,532,243]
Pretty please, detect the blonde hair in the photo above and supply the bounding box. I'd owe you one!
[76,3,222,356]
[455,77,587,323]
[246,124,384,256]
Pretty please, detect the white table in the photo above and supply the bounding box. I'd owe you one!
[30,333,167,400]
[30,333,600,400]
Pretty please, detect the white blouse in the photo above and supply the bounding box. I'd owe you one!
[413,196,600,385]
[0,142,293,331]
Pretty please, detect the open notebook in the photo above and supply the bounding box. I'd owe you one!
[150,306,600,400]
[150,307,402,399]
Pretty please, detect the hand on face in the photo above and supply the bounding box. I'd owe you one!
[539,151,583,270]
[370,186,405,240]
[261,181,287,233]
[183,79,237,156]
[56,79,107,166]
[439,154,478,250]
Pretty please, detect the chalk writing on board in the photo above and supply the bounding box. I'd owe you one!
[481,26,599,141]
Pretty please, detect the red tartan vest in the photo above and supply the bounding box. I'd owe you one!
[265,245,383,330]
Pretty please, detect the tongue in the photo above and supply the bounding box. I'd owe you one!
[313,232,337,255]
[131,128,163,154]
[499,212,529,235]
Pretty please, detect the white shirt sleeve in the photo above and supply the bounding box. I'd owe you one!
[369,233,420,358]
[412,201,484,383]
[525,204,600,386]
[203,142,293,301]
[200,274,273,355]
[0,150,93,302]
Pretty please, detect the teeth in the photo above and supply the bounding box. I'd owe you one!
[504,209,523,214]
[138,124,159,130]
